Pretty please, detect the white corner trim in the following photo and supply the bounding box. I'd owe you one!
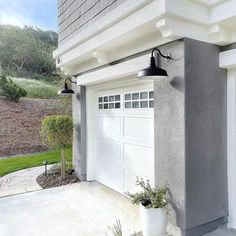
[209,24,230,45]
[227,69,236,229]
[156,17,208,42]
[86,87,97,181]
[76,54,150,86]
[220,49,236,69]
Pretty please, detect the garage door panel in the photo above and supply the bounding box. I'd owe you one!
[97,160,123,188]
[124,143,154,173]
[124,117,153,140]
[98,116,121,136]
[97,139,122,161]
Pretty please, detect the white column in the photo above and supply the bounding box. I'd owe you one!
[227,69,236,228]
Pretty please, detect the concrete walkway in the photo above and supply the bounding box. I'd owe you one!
[0,166,45,197]
[0,181,140,236]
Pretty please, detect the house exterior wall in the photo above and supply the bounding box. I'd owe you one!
[58,0,126,45]
[71,38,228,235]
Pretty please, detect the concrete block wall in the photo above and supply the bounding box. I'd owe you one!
[58,0,126,45]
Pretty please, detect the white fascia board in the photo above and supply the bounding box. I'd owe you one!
[53,0,159,58]
[219,49,236,69]
[192,0,225,6]
[211,0,236,24]
[76,54,150,86]
[165,0,209,25]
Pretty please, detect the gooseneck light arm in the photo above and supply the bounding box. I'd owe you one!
[65,77,77,84]
[151,48,171,60]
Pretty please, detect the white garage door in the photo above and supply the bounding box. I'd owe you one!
[95,84,154,194]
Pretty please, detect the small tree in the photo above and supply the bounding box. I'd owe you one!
[40,115,73,179]
[0,73,27,102]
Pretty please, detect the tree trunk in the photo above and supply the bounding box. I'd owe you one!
[61,149,66,180]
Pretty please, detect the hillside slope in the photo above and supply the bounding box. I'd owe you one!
[0,97,61,157]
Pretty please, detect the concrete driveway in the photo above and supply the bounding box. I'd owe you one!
[0,182,140,236]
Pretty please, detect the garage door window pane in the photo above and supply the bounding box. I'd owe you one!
[104,104,108,109]
[109,103,114,109]
[140,92,148,99]
[149,100,154,108]
[149,91,154,99]
[98,104,103,109]
[115,95,120,101]
[109,96,114,102]
[104,96,108,102]
[132,101,139,108]
[141,101,148,108]
[115,103,120,109]
[125,94,131,100]
[125,102,131,108]
[132,93,139,100]
[98,97,103,102]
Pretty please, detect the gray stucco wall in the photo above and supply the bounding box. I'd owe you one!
[154,40,186,230]
[58,0,126,45]
[184,38,228,235]
[154,38,227,236]
[72,84,86,181]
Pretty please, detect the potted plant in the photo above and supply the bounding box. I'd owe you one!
[127,178,168,236]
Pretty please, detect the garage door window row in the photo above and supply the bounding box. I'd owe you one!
[124,91,154,109]
[98,90,154,110]
[98,94,121,110]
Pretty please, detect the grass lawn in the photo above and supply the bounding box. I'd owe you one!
[11,78,59,99]
[0,148,72,177]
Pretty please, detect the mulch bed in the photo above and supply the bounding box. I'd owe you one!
[36,171,79,189]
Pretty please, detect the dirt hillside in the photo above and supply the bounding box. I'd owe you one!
[0,97,62,157]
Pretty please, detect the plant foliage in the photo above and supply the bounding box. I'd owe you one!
[40,115,73,179]
[108,220,123,236]
[0,73,27,102]
[127,177,168,209]
[40,115,73,150]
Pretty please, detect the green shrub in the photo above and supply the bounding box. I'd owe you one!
[40,115,73,179]
[0,73,27,102]
[127,177,168,209]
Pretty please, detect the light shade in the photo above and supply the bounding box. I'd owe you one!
[137,56,168,80]
[137,48,171,80]
[58,82,75,95]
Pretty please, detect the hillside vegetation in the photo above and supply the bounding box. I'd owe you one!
[12,78,58,98]
[0,25,60,82]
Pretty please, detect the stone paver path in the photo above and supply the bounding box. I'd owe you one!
[0,166,47,197]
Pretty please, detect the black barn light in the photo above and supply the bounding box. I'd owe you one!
[58,78,76,95]
[137,48,171,79]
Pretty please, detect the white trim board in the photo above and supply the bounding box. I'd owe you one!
[220,49,236,69]
[76,53,151,86]
[227,69,236,229]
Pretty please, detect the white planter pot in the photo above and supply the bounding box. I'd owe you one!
[139,204,167,236]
